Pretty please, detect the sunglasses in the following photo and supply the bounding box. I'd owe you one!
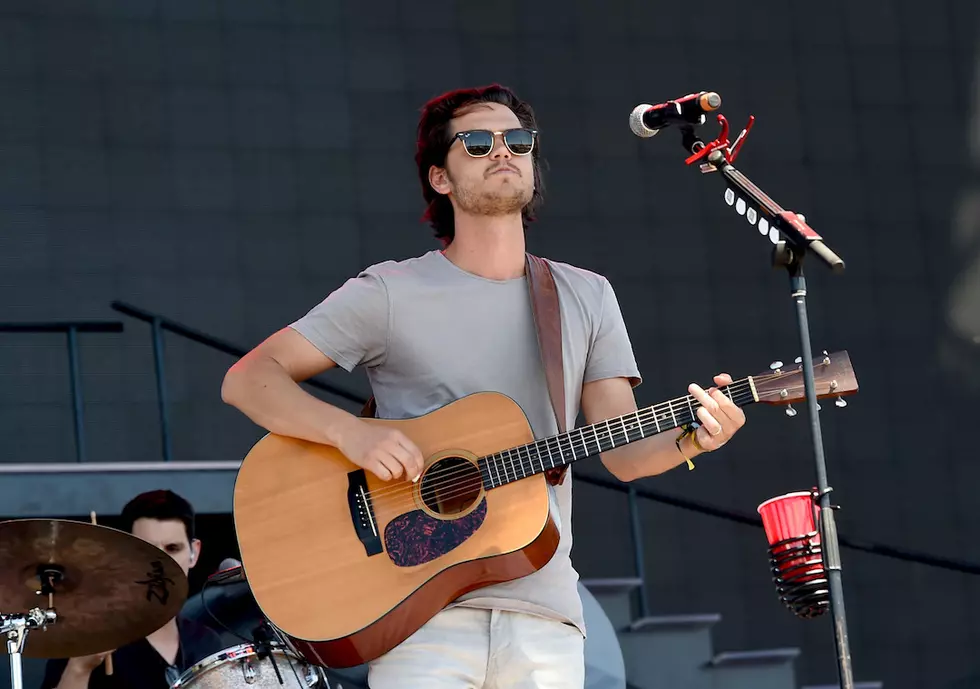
[450,128,538,158]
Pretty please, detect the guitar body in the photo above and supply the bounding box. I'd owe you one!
[233,392,559,669]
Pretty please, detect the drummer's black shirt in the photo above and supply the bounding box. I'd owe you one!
[39,616,225,689]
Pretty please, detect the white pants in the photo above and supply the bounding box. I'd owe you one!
[367,606,585,689]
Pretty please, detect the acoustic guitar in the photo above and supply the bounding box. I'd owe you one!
[233,351,858,668]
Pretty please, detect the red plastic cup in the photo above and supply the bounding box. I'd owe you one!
[758,491,823,577]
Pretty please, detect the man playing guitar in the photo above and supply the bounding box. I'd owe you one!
[221,84,746,688]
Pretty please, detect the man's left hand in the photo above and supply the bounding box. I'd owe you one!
[688,373,746,452]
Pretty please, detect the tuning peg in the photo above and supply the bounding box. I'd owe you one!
[747,207,758,225]
[770,361,783,374]
[835,397,847,408]
[785,404,797,417]
[816,403,822,411]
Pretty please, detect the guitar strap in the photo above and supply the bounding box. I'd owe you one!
[524,253,569,486]
[360,252,569,486]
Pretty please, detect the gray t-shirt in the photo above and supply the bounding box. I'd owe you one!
[290,249,641,635]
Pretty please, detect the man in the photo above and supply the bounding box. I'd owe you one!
[41,490,225,689]
[221,84,745,688]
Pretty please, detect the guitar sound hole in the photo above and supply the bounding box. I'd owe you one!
[420,457,483,516]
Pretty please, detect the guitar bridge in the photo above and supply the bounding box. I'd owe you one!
[347,469,382,557]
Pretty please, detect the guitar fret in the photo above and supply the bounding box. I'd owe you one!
[488,455,500,488]
[668,400,677,428]
[637,411,646,438]
[545,438,556,468]
[592,425,602,454]
[620,416,629,445]
[686,396,695,425]
[507,449,518,483]
[726,386,734,402]
[532,443,546,473]
[518,446,528,478]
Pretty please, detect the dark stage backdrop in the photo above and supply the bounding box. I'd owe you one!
[2,1,980,687]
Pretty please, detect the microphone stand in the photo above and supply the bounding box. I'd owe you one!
[675,115,855,689]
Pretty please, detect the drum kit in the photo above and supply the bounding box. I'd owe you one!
[0,519,365,689]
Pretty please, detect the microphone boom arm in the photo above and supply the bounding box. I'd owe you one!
[680,116,844,273]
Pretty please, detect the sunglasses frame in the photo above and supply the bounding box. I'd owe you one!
[450,128,538,158]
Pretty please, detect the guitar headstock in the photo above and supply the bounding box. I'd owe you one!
[753,351,858,407]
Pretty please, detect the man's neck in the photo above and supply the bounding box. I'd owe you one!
[443,213,526,281]
[146,617,180,665]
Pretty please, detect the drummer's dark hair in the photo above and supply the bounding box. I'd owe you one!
[121,489,196,542]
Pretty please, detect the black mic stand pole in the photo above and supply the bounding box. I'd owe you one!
[677,116,855,689]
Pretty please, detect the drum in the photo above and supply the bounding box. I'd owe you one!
[170,642,324,688]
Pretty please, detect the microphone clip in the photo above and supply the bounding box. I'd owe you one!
[683,113,755,170]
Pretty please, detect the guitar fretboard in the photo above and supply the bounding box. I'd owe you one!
[477,379,758,489]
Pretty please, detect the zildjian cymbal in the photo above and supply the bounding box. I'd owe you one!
[0,519,188,658]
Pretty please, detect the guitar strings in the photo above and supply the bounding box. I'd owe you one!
[356,381,776,508]
[365,387,762,512]
[355,365,838,507]
[357,375,800,507]
[357,377,756,502]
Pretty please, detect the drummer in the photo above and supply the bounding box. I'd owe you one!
[40,490,226,689]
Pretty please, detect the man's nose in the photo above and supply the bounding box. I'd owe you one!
[489,133,511,159]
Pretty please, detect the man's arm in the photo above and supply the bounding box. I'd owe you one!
[221,327,423,481]
[221,327,357,447]
[46,654,110,689]
[580,375,744,482]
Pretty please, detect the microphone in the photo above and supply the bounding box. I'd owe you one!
[208,558,245,585]
[629,91,722,138]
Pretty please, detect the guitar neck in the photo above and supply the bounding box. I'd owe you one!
[479,377,760,489]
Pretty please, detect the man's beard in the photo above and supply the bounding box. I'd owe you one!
[450,173,533,217]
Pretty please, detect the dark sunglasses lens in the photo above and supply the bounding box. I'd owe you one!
[505,129,535,155]
[461,131,493,156]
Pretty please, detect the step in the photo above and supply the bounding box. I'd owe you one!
[629,613,722,632]
[707,648,800,689]
[581,577,643,630]
[618,615,722,689]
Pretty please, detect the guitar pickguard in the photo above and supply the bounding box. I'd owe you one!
[384,499,487,567]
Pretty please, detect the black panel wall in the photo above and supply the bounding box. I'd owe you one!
[2,2,979,687]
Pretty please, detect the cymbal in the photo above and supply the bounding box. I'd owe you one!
[0,519,188,658]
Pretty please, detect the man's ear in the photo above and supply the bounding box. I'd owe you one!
[189,538,202,568]
[428,164,452,196]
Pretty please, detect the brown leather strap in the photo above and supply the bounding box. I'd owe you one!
[525,253,569,486]
[360,397,377,419]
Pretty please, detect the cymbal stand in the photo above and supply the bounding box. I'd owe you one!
[2,608,57,689]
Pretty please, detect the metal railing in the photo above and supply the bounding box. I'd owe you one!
[106,304,980,580]
[0,321,124,464]
[3,305,979,624]
[109,302,365,462]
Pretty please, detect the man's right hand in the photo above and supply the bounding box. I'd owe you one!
[338,419,425,482]
[57,652,113,689]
